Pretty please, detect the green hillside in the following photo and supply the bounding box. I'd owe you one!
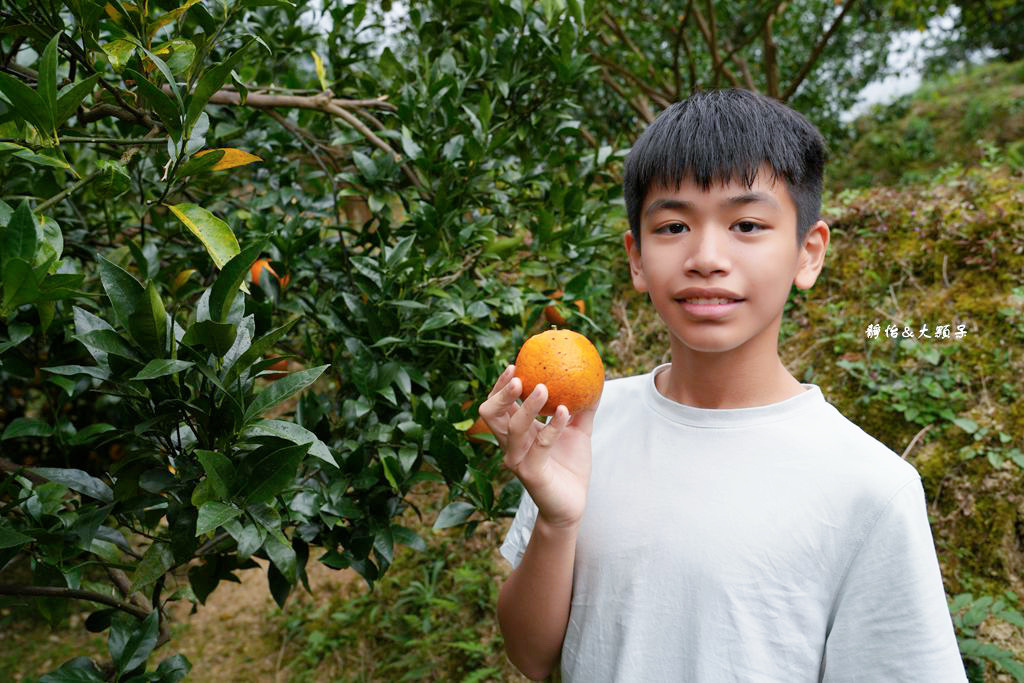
[828,59,1024,191]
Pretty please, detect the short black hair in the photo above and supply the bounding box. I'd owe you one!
[623,88,828,248]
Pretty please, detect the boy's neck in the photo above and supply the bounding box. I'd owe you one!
[655,348,806,410]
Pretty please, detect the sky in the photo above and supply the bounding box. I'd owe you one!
[840,7,964,123]
[303,2,986,126]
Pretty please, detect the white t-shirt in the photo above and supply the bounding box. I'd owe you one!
[500,364,967,682]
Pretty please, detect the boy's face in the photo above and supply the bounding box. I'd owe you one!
[625,166,829,359]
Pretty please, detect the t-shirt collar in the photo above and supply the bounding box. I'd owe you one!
[644,362,825,428]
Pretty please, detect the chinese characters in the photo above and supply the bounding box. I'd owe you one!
[865,322,968,340]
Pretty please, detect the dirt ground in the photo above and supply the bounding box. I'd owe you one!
[168,554,359,682]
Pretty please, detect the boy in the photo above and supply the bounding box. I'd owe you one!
[480,89,967,681]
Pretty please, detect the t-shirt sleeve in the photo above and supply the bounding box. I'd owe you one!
[499,486,539,569]
[821,475,968,682]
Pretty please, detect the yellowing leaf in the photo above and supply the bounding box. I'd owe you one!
[102,39,137,72]
[311,51,328,92]
[193,148,263,171]
[149,0,204,37]
[171,268,197,294]
[104,3,122,21]
[165,203,240,269]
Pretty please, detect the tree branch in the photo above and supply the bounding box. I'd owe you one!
[587,51,672,109]
[168,87,429,193]
[690,3,741,89]
[598,68,655,124]
[78,103,157,128]
[782,0,859,101]
[600,11,671,95]
[763,7,782,98]
[672,0,695,99]
[0,584,150,619]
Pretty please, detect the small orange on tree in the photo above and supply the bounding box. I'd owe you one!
[251,258,291,289]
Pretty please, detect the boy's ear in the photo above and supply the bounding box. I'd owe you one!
[794,220,830,290]
[624,230,648,293]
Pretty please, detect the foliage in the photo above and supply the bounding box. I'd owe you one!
[951,591,1024,682]
[829,58,1024,191]
[0,0,619,676]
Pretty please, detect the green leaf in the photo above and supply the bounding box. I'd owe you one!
[124,68,180,136]
[2,417,53,440]
[92,160,132,199]
[56,74,100,127]
[130,542,174,591]
[1,143,73,170]
[38,657,105,683]
[2,201,37,270]
[223,519,262,559]
[433,501,476,530]
[222,317,299,385]
[209,242,263,322]
[109,610,159,675]
[196,450,235,499]
[1,258,39,313]
[38,32,62,134]
[242,419,335,466]
[419,311,458,333]
[165,203,240,269]
[953,417,979,434]
[391,525,427,552]
[244,365,329,423]
[0,525,33,549]
[154,654,192,683]
[184,38,256,136]
[262,529,296,583]
[66,423,117,446]
[135,45,183,114]
[77,329,142,362]
[132,359,194,380]
[385,234,416,270]
[244,442,308,506]
[30,467,113,502]
[400,125,422,161]
[0,74,51,138]
[183,319,237,357]
[195,501,242,535]
[97,255,145,332]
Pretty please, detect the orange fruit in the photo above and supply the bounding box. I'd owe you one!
[264,356,290,380]
[466,417,493,444]
[514,329,604,416]
[251,259,291,289]
[543,290,586,326]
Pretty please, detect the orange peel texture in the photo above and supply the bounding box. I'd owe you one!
[514,329,605,416]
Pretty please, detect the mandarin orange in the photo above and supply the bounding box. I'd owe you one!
[251,258,291,289]
[543,290,586,326]
[514,329,604,416]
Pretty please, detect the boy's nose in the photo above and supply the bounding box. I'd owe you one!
[684,227,731,276]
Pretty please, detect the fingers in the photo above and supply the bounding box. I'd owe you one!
[503,383,551,470]
[487,364,516,398]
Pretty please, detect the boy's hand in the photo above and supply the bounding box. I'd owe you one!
[479,364,595,530]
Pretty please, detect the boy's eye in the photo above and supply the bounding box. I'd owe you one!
[734,221,764,233]
[658,223,688,234]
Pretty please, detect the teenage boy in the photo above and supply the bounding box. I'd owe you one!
[480,89,967,681]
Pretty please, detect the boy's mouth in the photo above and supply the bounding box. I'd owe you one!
[677,297,743,305]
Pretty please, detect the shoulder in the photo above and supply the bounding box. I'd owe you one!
[810,395,922,505]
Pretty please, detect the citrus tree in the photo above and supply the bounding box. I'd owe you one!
[0,0,621,677]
